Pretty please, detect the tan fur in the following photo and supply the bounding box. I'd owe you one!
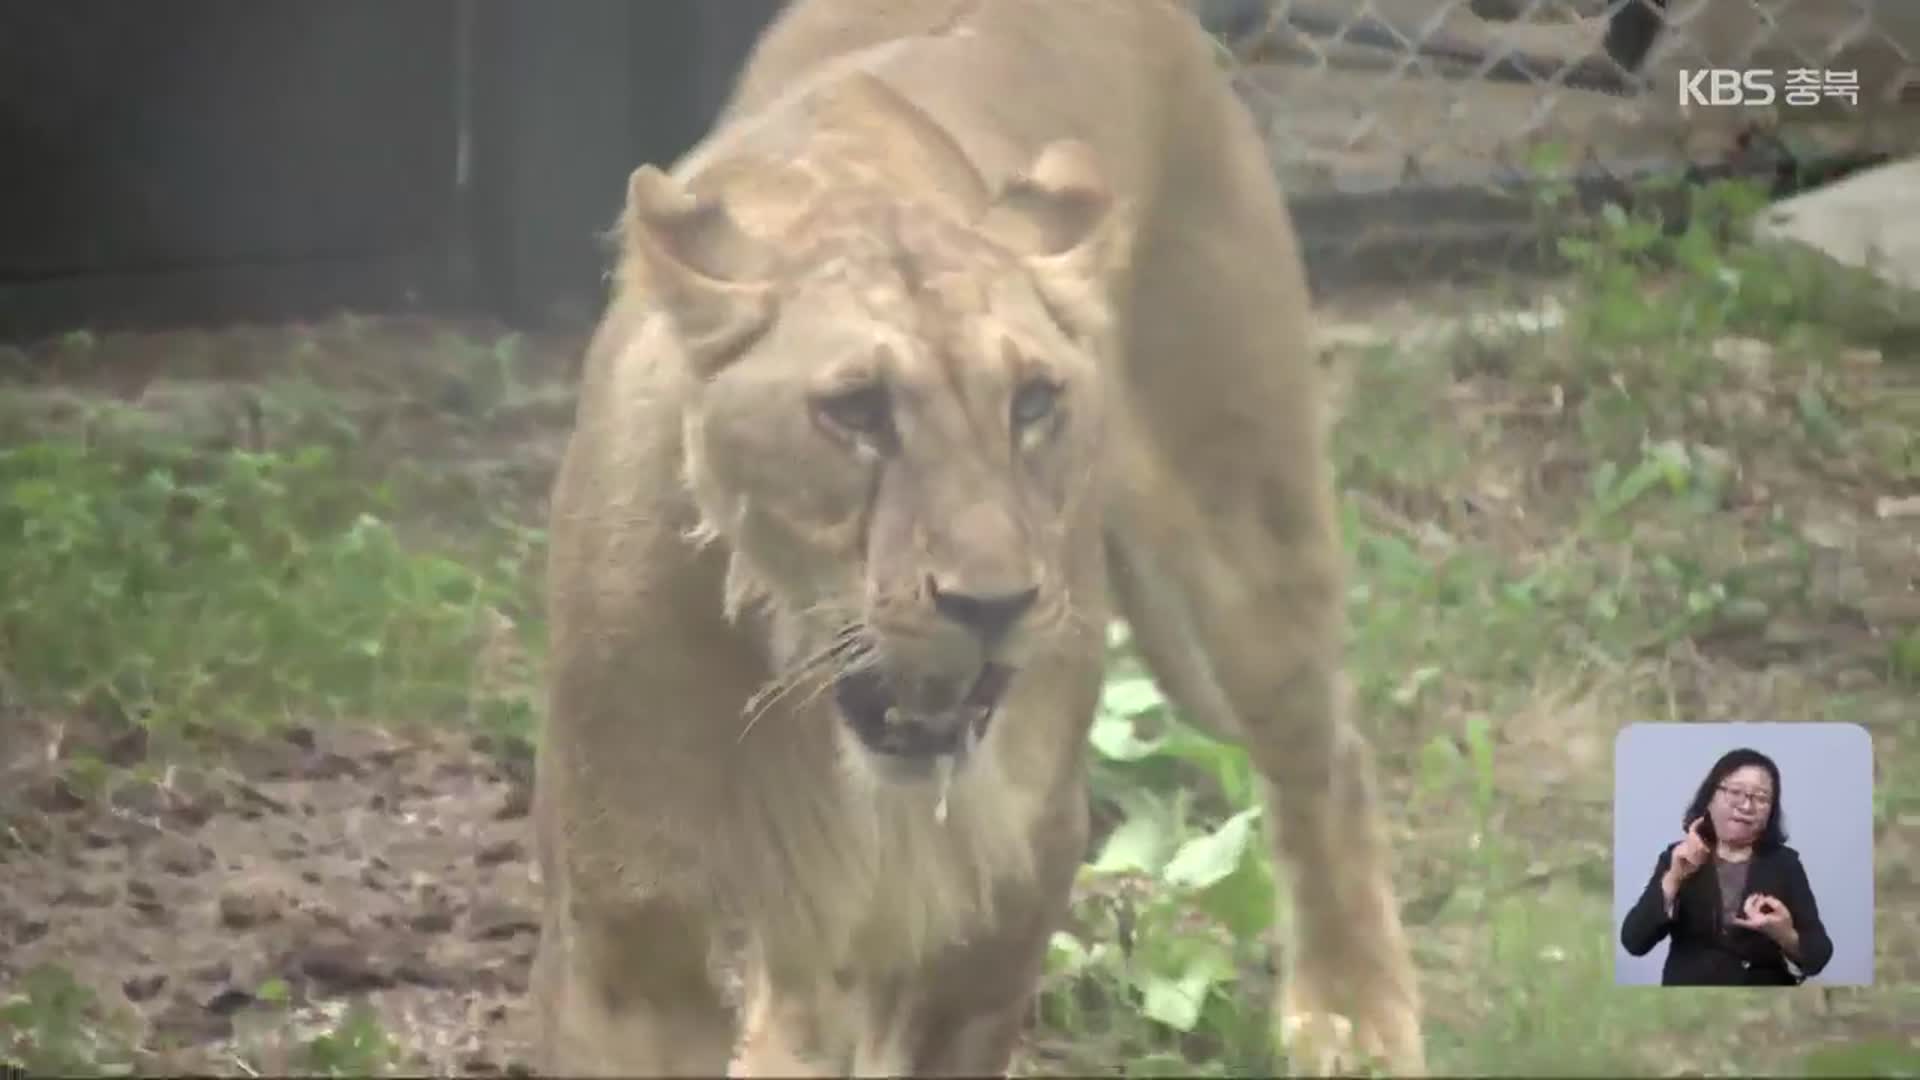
[533,1,1424,1075]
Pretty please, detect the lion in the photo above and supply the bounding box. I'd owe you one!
[532,0,1425,1075]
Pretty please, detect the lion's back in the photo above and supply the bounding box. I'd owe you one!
[717,0,1224,179]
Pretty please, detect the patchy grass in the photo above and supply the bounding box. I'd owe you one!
[0,318,555,763]
[0,963,402,1079]
[1,963,136,1076]
[2,179,1917,1076]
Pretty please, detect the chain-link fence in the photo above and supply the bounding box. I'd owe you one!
[1191,0,1920,288]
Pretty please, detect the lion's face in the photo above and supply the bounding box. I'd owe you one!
[624,140,1130,777]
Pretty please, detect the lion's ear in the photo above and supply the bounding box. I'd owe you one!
[624,164,777,374]
[981,140,1133,338]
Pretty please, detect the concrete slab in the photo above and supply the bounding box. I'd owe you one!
[1752,156,1920,293]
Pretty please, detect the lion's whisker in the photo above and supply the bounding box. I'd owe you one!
[739,641,843,740]
[737,622,872,742]
[783,633,880,728]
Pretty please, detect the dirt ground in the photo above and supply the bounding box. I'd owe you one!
[1,713,544,1075]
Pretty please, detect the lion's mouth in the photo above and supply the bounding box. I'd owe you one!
[834,662,1014,761]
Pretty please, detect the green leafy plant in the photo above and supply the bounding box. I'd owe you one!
[0,431,535,744]
[1037,642,1278,1076]
[0,965,132,1076]
[299,1001,402,1077]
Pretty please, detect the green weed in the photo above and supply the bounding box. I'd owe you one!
[0,965,133,1076]
[298,1001,403,1077]
[0,435,528,742]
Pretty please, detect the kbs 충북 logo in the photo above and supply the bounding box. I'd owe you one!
[1677,68,1859,107]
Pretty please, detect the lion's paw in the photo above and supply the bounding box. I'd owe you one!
[1277,999,1424,1077]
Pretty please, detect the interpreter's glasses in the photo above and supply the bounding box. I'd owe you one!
[1717,784,1772,809]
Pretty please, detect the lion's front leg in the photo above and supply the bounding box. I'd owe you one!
[733,963,1038,1080]
[1264,709,1426,1078]
[730,967,848,1078]
[1110,490,1424,1076]
[532,894,736,1077]
[1224,601,1422,1077]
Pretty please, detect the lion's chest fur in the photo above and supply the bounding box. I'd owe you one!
[724,716,1051,975]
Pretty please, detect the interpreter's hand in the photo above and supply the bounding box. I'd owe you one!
[1668,817,1713,882]
[1731,892,1794,941]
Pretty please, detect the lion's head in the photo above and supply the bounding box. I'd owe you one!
[621,81,1132,780]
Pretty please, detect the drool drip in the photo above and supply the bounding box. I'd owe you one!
[933,754,954,823]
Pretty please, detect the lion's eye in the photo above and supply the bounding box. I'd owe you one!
[1011,379,1061,430]
[814,384,895,445]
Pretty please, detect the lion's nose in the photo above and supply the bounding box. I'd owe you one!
[927,575,1039,644]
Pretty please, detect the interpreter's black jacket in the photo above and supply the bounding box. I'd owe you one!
[1620,842,1834,986]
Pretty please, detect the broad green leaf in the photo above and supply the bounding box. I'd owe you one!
[1140,970,1213,1033]
[1100,673,1165,718]
[1162,806,1262,891]
[1139,937,1237,1033]
[1089,812,1173,875]
[1044,931,1092,978]
[1198,846,1277,938]
[1144,726,1254,803]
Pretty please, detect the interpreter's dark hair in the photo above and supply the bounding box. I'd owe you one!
[1681,747,1788,850]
